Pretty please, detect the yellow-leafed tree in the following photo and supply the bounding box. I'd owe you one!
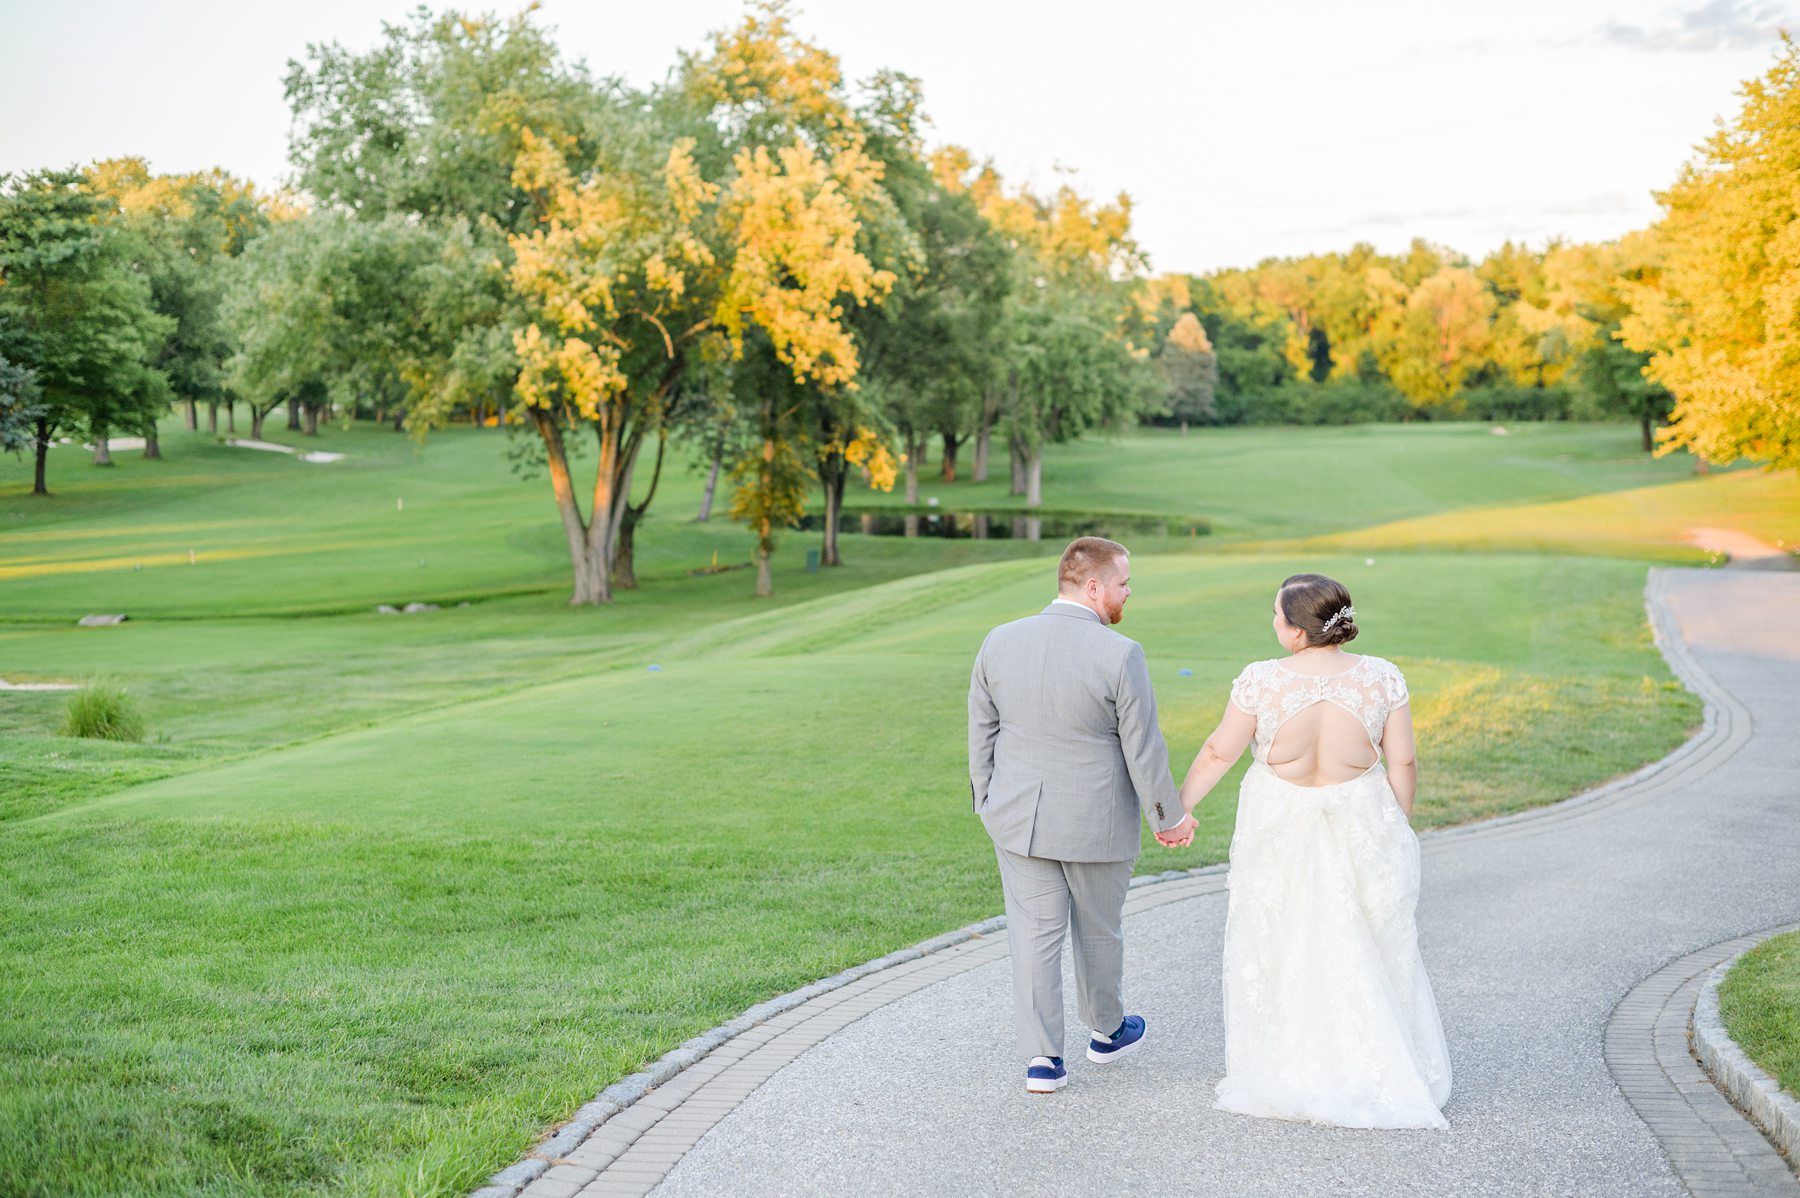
[1620,36,1800,470]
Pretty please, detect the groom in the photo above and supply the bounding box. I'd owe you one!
[968,537,1197,1094]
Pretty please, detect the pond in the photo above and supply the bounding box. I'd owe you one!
[797,509,1209,542]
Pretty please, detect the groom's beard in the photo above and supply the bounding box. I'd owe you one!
[1105,597,1126,624]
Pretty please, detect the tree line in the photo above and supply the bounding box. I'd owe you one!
[3,4,1796,603]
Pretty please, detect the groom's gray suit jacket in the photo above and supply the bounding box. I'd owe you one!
[968,602,1183,862]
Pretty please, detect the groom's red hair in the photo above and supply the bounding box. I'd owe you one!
[1058,537,1128,592]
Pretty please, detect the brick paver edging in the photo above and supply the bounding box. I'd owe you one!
[1605,926,1800,1197]
[1695,928,1800,1174]
[470,567,1730,1198]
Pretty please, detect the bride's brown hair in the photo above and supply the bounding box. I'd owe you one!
[1278,573,1359,647]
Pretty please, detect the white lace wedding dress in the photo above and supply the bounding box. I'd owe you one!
[1214,655,1451,1129]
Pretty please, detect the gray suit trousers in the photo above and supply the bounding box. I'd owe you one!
[994,846,1134,1062]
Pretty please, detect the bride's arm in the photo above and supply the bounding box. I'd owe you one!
[1177,704,1255,816]
[1383,705,1418,818]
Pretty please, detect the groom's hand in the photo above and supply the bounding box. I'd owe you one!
[1156,813,1197,848]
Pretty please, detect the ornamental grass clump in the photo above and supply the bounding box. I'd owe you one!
[60,680,146,741]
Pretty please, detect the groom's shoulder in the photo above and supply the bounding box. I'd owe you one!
[983,610,1126,652]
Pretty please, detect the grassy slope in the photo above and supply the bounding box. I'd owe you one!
[3,418,1785,1196]
[2,553,1695,1196]
[1721,931,1800,1102]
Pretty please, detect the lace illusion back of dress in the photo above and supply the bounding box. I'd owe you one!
[1230,655,1407,788]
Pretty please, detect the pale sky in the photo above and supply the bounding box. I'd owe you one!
[1,0,1794,273]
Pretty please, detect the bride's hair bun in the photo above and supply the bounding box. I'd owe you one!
[1278,573,1359,646]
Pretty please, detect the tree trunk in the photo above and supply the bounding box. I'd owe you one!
[183,400,197,431]
[142,421,161,460]
[226,400,235,433]
[755,541,773,597]
[207,402,218,434]
[531,409,608,605]
[376,405,387,426]
[392,407,406,432]
[904,433,921,505]
[974,385,1001,483]
[32,417,50,496]
[613,508,640,589]
[92,433,112,467]
[613,430,668,590]
[303,404,319,436]
[250,406,265,440]
[1026,449,1043,507]
[1010,440,1027,496]
[940,433,961,483]
[286,397,301,431]
[1640,413,1653,453]
[697,451,722,522]
[821,456,847,566]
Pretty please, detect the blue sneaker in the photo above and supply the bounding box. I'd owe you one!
[1025,1055,1067,1093]
[1086,1015,1145,1063]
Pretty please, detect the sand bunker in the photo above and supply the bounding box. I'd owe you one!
[226,439,345,463]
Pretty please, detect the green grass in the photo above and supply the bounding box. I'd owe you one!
[1,415,1782,1196]
[859,421,1791,540]
[57,679,146,741]
[1720,931,1800,1102]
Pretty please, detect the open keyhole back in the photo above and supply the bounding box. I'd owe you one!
[1230,654,1409,790]
[1265,698,1381,787]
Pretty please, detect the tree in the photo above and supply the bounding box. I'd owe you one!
[1159,312,1218,429]
[678,3,903,589]
[1619,36,1800,469]
[0,354,43,455]
[850,106,1009,528]
[226,212,440,439]
[505,117,724,601]
[85,160,268,448]
[1570,238,1671,450]
[961,164,1149,502]
[283,5,607,435]
[1383,265,1494,409]
[0,170,172,495]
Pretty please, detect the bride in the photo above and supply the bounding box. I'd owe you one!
[1167,573,1451,1129]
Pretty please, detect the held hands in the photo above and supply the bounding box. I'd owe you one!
[1156,812,1198,848]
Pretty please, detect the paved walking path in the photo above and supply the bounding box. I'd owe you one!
[508,568,1800,1198]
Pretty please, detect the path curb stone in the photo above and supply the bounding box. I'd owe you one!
[1695,931,1800,1172]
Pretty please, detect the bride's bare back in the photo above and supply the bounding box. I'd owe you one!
[1266,694,1380,786]
[1234,653,1413,788]
[1174,651,1419,818]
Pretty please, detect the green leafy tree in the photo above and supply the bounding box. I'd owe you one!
[1159,312,1218,429]
[226,212,440,439]
[85,159,268,447]
[0,170,172,494]
[0,353,44,455]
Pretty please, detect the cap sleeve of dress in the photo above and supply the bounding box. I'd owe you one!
[1382,659,1410,710]
[1229,662,1261,716]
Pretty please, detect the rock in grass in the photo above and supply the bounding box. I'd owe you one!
[76,614,128,626]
